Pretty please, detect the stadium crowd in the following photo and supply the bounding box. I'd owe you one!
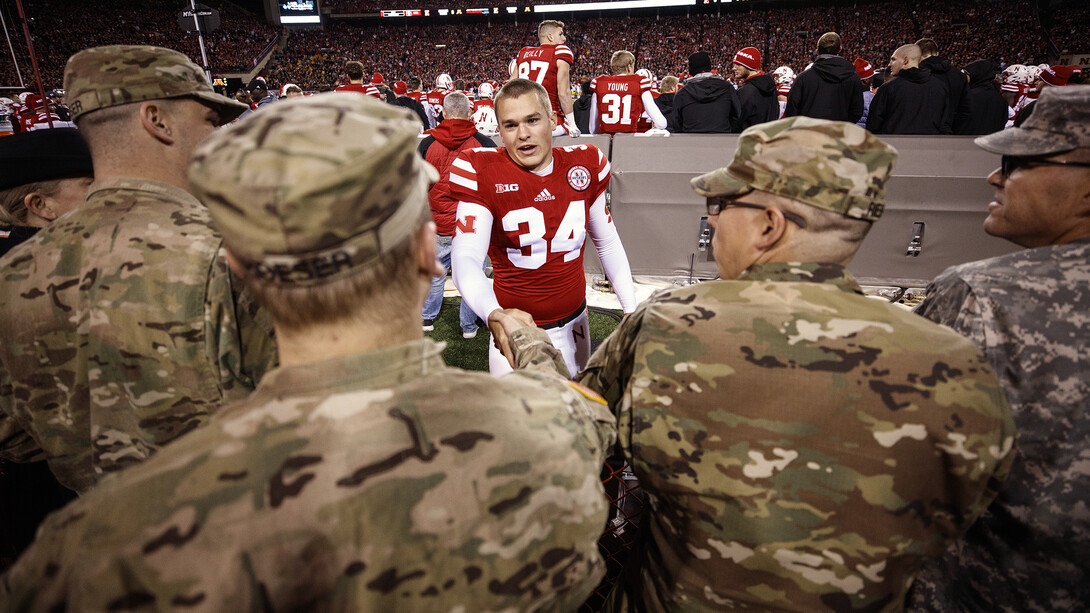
[0,0,276,87]
[0,1,1089,612]
[261,0,1051,92]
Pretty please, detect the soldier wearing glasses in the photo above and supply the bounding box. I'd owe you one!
[574,116,1015,611]
[907,86,1090,612]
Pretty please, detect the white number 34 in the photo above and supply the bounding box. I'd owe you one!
[502,200,586,269]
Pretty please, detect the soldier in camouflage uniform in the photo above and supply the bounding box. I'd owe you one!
[0,45,276,493]
[575,117,1016,612]
[906,87,1090,612]
[0,94,617,612]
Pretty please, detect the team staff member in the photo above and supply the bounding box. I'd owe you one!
[516,20,580,137]
[450,79,636,375]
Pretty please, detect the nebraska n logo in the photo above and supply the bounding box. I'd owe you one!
[456,215,477,234]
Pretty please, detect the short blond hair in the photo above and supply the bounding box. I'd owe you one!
[496,78,551,118]
[538,20,565,42]
[610,50,635,75]
[660,75,679,93]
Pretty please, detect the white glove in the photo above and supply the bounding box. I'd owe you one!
[563,113,581,137]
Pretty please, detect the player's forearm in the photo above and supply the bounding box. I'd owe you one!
[451,206,502,320]
[642,91,668,129]
[587,195,636,312]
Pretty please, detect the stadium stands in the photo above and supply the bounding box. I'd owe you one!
[0,0,276,88]
[0,0,1070,92]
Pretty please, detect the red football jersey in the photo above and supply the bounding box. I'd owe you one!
[590,73,653,134]
[334,83,381,99]
[450,144,610,323]
[515,44,575,117]
[425,89,448,119]
[406,91,426,104]
[472,99,495,113]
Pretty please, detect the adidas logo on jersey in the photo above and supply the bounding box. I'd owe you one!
[534,188,556,202]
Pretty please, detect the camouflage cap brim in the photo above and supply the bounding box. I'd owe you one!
[977,86,1090,157]
[974,126,1081,157]
[690,167,755,199]
[192,90,250,125]
[189,94,438,288]
[64,45,246,124]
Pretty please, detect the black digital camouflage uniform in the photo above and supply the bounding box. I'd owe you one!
[907,238,1090,612]
[907,86,1090,613]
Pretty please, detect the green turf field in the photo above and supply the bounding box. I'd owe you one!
[425,298,623,372]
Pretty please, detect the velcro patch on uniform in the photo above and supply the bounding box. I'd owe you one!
[565,381,607,405]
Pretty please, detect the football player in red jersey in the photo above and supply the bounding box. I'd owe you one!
[589,50,668,135]
[425,73,454,129]
[516,20,580,137]
[450,79,636,375]
[334,61,381,99]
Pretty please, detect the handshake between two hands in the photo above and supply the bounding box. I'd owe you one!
[487,308,537,369]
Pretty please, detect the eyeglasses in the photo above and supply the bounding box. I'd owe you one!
[706,197,808,229]
[1001,155,1090,178]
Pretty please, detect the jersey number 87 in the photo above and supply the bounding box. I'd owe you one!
[518,60,550,84]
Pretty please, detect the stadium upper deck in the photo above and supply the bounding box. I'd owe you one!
[0,0,1083,91]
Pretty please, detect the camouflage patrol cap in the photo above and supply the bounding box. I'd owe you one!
[187,93,438,287]
[691,116,898,221]
[63,45,248,124]
[975,86,1090,156]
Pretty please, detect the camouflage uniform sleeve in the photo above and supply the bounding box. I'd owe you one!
[509,326,571,378]
[205,249,278,396]
[575,300,650,412]
[915,271,989,357]
[510,326,617,452]
[0,364,43,462]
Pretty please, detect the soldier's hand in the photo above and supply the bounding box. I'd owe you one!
[488,308,536,368]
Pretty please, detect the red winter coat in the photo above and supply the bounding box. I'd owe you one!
[417,118,495,235]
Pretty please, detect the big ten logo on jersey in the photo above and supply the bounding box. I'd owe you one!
[502,200,587,269]
[518,59,550,84]
[496,183,519,193]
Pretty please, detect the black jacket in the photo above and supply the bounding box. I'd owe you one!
[392,95,430,130]
[736,73,779,130]
[784,55,864,123]
[866,67,949,134]
[920,55,970,134]
[573,87,594,134]
[655,92,676,120]
[956,60,1007,135]
[668,73,741,134]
